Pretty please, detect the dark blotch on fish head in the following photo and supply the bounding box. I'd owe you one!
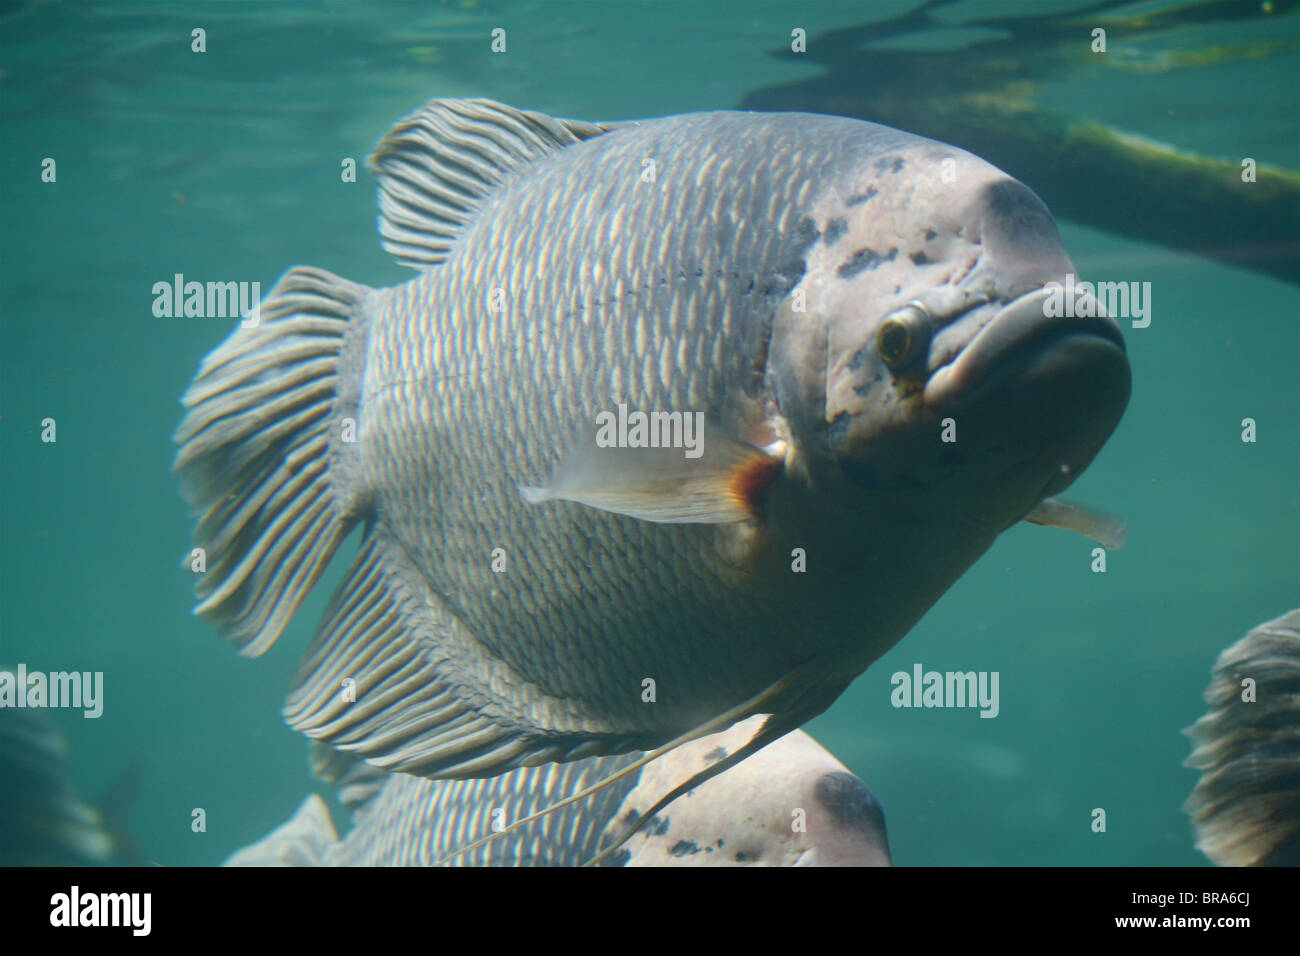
[600,847,632,867]
[794,771,892,866]
[762,215,818,301]
[815,773,889,845]
[845,185,878,207]
[838,246,898,280]
[823,217,849,245]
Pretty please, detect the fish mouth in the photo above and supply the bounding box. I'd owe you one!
[922,286,1127,410]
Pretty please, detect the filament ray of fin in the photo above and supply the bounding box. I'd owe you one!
[430,666,812,866]
[583,708,808,867]
[1022,496,1127,550]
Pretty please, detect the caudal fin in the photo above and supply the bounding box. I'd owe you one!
[0,702,114,866]
[173,267,371,656]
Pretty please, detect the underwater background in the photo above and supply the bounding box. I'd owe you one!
[1,0,1296,866]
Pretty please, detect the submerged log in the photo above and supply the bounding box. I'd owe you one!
[739,0,1299,284]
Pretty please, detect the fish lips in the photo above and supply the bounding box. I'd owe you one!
[923,287,1129,412]
[921,286,1131,481]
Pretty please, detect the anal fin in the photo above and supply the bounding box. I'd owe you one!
[283,533,640,779]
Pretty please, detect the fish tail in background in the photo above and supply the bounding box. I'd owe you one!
[0,704,115,866]
[1183,609,1300,867]
[94,763,148,866]
[172,268,372,656]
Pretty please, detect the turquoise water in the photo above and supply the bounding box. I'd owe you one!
[2,0,1296,866]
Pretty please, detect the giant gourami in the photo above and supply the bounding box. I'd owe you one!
[174,98,1130,857]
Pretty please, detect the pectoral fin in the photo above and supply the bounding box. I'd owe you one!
[1022,496,1128,550]
[520,427,784,524]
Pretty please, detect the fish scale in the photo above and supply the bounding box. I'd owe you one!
[358,124,829,727]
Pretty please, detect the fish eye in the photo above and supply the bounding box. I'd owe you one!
[876,304,930,369]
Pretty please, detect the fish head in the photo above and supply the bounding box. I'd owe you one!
[791,769,894,867]
[614,721,892,866]
[774,142,1130,527]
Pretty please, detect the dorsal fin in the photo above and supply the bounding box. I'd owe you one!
[368,98,623,269]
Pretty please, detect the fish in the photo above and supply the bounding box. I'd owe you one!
[1183,609,1300,867]
[0,695,141,866]
[223,717,892,867]
[174,98,1130,853]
